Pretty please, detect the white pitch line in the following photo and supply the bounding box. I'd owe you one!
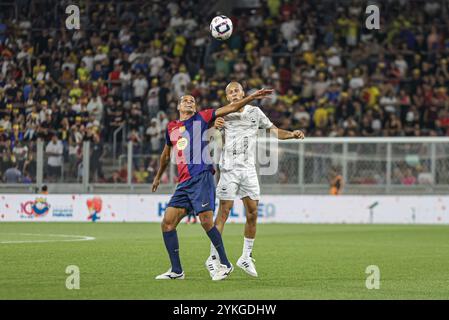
[0,233,95,244]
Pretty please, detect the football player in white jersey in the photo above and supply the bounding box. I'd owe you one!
[206,82,304,278]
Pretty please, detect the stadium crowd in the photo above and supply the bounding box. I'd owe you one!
[1,0,449,184]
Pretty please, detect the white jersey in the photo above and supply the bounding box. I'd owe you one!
[219,105,273,171]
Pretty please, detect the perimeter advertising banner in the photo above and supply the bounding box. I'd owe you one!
[0,195,448,224]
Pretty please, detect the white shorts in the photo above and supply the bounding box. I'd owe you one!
[216,168,260,201]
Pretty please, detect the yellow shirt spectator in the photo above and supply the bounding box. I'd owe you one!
[279,93,299,106]
[337,17,349,37]
[268,0,281,17]
[314,107,328,128]
[69,87,83,99]
[134,170,149,183]
[32,64,46,79]
[303,51,315,65]
[98,45,109,55]
[173,35,187,57]
[248,76,263,88]
[367,86,380,107]
[325,102,336,115]
[347,20,358,39]
[77,67,89,81]
[69,51,79,64]
[244,39,257,53]
[152,38,162,49]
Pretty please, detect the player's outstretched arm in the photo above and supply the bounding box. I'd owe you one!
[215,88,274,117]
[152,144,172,192]
[269,126,305,140]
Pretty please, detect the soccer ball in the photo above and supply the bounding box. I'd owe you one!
[210,15,233,40]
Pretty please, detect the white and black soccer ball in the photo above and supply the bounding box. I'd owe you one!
[210,15,233,41]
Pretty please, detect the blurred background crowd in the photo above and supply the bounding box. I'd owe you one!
[1,0,449,184]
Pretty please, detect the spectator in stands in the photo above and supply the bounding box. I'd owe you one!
[23,152,36,182]
[132,71,149,103]
[171,65,191,99]
[45,134,63,182]
[134,163,150,184]
[12,140,28,171]
[108,171,122,184]
[329,167,344,195]
[402,168,417,185]
[146,78,161,117]
[68,138,80,178]
[145,119,161,154]
[4,162,22,183]
[40,185,48,194]
[90,134,104,182]
[117,164,128,183]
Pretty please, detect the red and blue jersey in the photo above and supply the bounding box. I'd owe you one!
[165,109,216,183]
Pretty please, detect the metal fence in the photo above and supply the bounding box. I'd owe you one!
[1,137,449,195]
[258,137,449,194]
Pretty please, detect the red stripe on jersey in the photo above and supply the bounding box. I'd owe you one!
[198,109,215,123]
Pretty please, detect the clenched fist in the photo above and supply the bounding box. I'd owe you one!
[214,117,225,129]
[292,130,305,139]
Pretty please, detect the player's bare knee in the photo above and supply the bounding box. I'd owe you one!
[217,209,230,224]
[161,221,172,232]
[246,210,258,226]
[199,215,213,231]
[216,215,227,226]
[161,218,176,232]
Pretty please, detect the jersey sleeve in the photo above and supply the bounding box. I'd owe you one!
[257,107,273,129]
[165,125,172,146]
[198,109,216,123]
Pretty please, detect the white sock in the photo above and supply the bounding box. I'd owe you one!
[243,237,255,258]
[210,242,218,258]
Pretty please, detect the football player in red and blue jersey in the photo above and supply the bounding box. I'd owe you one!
[152,88,273,281]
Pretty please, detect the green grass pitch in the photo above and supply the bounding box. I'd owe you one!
[1,222,449,299]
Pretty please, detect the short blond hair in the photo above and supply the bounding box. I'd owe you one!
[225,82,243,94]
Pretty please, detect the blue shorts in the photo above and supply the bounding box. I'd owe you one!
[167,170,216,215]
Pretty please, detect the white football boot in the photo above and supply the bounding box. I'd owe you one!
[155,268,185,280]
[205,255,221,278]
[212,263,234,281]
[236,256,258,277]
